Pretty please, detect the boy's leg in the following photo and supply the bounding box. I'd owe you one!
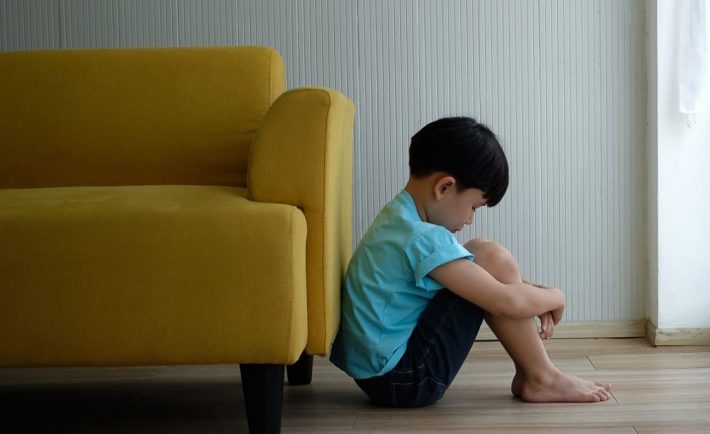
[464,239,611,403]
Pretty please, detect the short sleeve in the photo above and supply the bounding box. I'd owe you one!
[405,226,474,291]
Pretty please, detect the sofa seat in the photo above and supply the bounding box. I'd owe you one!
[0,185,307,367]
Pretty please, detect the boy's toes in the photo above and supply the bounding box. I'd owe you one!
[595,382,612,392]
[594,386,610,401]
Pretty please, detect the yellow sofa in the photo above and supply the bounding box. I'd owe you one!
[0,46,354,433]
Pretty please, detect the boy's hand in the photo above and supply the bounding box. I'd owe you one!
[550,304,565,325]
[538,312,554,340]
[524,278,565,326]
[538,303,564,339]
[526,278,564,338]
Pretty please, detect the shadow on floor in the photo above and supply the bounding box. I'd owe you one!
[0,379,249,433]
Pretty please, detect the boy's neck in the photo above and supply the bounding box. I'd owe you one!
[404,176,430,223]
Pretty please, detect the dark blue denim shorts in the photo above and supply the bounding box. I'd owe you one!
[355,289,485,407]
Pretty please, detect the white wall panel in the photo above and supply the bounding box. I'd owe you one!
[62,0,177,48]
[0,0,647,323]
[176,0,235,46]
[0,0,61,50]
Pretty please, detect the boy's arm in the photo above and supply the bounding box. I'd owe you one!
[429,258,565,320]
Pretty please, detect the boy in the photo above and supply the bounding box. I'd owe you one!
[330,117,611,407]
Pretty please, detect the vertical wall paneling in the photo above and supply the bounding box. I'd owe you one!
[0,0,647,324]
[62,0,178,48]
[0,0,61,51]
[177,0,235,47]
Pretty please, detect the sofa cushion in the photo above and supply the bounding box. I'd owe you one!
[0,46,285,189]
[0,185,307,366]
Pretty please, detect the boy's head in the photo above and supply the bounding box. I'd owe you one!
[409,117,509,207]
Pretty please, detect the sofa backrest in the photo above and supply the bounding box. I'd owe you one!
[0,46,285,188]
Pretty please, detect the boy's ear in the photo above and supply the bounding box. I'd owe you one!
[433,175,456,200]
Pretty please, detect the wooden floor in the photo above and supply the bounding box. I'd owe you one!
[1,338,709,433]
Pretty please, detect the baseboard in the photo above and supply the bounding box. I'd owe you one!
[476,320,646,341]
[646,320,710,346]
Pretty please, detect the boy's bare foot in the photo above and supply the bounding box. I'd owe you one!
[518,370,611,403]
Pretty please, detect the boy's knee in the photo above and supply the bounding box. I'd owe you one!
[465,238,508,263]
[466,239,520,282]
[463,237,488,253]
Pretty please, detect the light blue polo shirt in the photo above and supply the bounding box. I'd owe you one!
[330,190,474,379]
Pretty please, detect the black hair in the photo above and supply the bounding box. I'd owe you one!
[409,117,509,207]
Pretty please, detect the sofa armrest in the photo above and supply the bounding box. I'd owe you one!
[248,87,355,356]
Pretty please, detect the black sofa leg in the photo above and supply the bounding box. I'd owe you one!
[287,352,313,386]
[240,363,284,434]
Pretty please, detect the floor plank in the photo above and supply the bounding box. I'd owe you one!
[0,338,708,433]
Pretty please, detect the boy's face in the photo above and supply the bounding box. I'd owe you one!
[428,179,487,233]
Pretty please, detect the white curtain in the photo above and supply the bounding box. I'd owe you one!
[679,0,710,123]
